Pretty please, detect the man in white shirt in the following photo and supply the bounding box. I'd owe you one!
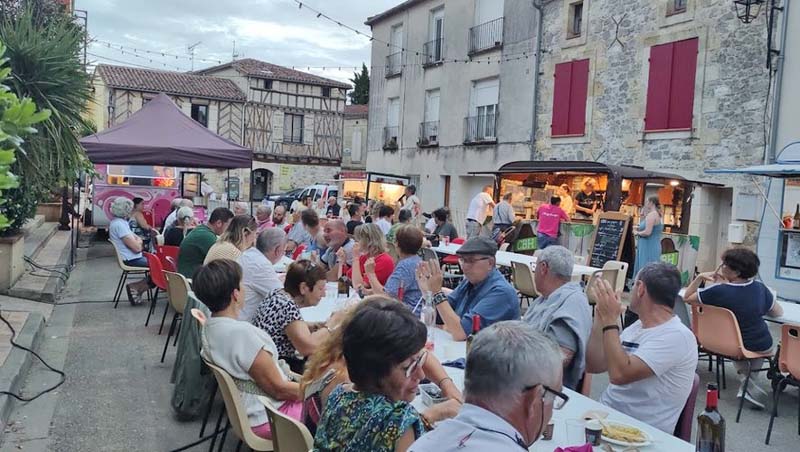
[410,321,564,451]
[401,185,421,218]
[586,262,698,433]
[466,185,495,239]
[163,198,193,233]
[375,204,394,235]
[236,228,286,321]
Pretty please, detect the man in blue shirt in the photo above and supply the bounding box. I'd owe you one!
[417,236,519,341]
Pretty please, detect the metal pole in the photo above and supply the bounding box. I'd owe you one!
[766,0,790,164]
[226,169,231,209]
[530,0,544,161]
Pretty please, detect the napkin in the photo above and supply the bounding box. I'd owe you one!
[442,358,466,369]
[554,444,592,452]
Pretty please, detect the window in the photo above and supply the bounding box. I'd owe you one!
[321,87,331,98]
[190,104,208,127]
[467,78,499,142]
[429,8,444,62]
[668,0,688,16]
[263,79,273,90]
[568,2,583,38]
[644,37,699,132]
[551,59,590,137]
[283,113,304,143]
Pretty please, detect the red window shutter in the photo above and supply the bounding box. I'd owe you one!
[645,42,674,131]
[668,38,699,129]
[567,59,590,135]
[551,62,573,137]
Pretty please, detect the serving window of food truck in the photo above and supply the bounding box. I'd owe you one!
[106,165,177,188]
[337,171,368,201]
[365,172,410,205]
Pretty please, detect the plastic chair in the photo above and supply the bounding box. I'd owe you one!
[499,242,510,252]
[511,261,537,308]
[601,260,628,295]
[204,360,274,451]
[263,397,313,451]
[143,252,169,328]
[584,269,620,306]
[573,255,587,265]
[156,245,180,271]
[292,244,306,260]
[160,272,190,362]
[108,240,149,308]
[766,324,800,444]
[691,304,773,423]
[673,373,700,442]
[165,256,177,273]
[142,210,155,229]
[441,237,465,266]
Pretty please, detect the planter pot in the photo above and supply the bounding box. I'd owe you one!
[0,233,24,293]
[36,202,61,222]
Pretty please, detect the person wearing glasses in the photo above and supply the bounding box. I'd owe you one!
[683,247,783,409]
[416,236,519,341]
[313,296,461,451]
[409,321,565,451]
[586,262,698,434]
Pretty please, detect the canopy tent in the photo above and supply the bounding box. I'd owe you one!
[706,141,800,178]
[80,93,252,169]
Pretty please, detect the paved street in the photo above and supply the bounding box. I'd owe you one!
[0,238,797,451]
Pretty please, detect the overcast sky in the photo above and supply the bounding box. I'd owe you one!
[78,0,398,84]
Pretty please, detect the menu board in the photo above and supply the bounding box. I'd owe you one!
[588,212,631,269]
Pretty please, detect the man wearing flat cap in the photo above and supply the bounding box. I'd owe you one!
[417,236,519,341]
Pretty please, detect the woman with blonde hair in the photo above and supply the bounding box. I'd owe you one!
[203,215,257,264]
[351,223,395,292]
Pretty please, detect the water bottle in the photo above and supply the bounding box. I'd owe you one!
[421,291,436,351]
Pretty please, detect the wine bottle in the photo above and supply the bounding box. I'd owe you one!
[794,204,800,229]
[421,291,436,351]
[696,383,725,452]
[336,259,349,297]
[465,314,481,356]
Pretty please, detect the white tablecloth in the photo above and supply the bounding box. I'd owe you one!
[431,243,601,277]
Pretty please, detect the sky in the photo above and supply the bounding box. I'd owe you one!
[77,0,399,84]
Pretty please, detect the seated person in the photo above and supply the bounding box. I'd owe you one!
[432,208,459,241]
[232,201,249,216]
[326,196,341,218]
[270,205,289,229]
[288,209,322,255]
[255,205,272,233]
[387,209,413,244]
[163,206,196,247]
[586,262,698,433]
[409,322,564,451]
[177,207,233,278]
[163,198,193,234]
[351,223,395,292]
[194,259,302,439]
[683,247,783,407]
[522,246,592,390]
[109,197,151,304]
[237,228,286,322]
[383,226,424,314]
[313,296,460,451]
[345,202,365,235]
[375,205,394,235]
[203,215,257,265]
[319,219,355,281]
[251,260,341,373]
[416,237,519,341]
[128,197,158,252]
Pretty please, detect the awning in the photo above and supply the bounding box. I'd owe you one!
[705,142,800,179]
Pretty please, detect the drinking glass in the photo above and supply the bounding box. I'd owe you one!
[565,419,586,445]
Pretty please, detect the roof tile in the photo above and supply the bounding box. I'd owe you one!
[96,65,246,101]
[199,58,351,90]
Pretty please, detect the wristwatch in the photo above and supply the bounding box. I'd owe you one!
[433,291,448,306]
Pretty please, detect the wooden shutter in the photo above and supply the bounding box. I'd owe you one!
[645,42,674,131]
[552,59,589,137]
[551,62,573,136]
[645,37,698,131]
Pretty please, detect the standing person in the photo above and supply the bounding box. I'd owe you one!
[237,228,286,322]
[536,197,570,250]
[203,215,257,264]
[346,203,365,235]
[129,197,158,252]
[633,196,664,277]
[683,248,783,408]
[255,204,272,233]
[163,206,196,247]
[271,205,289,230]
[177,207,234,278]
[492,192,515,237]
[432,208,458,241]
[375,205,394,235]
[586,262,698,433]
[401,185,422,220]
[409,322,565,451]
[558,184,574,217]
[325,196,341,218]
[108,197,151,305]
[574,178,600,219]
[465,186,495,239]
[350,223,395,292]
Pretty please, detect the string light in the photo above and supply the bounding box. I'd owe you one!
[92,38,224,65]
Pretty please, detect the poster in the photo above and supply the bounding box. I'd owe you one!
[278,165,294,191]
[784,232,800,269]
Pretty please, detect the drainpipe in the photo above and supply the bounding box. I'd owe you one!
[530,0,545,161]
[767,0,790,164]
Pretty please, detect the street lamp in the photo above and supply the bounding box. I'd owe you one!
[733,0,764,23]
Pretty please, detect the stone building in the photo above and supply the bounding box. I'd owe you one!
[343,104,369,171]
[365,0,539,226]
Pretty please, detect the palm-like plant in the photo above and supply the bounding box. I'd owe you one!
[0,4,92,233]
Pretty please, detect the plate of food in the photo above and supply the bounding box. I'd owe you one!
[600,421,651,447]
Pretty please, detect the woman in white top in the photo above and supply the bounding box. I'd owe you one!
[194,259,302,439]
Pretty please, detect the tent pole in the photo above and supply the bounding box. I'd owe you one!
[227,169,231,209]
[250,160,254,216]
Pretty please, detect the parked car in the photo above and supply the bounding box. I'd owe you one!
[263,184,339,211]
[263,188,303,210]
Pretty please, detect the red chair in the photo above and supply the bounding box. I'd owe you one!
[143,252,169,329]
[673,373,700,442]
[164,256,177,273]
[442,237,465,266]
[157,245,180,268]
[292,244,307,260]
[284,223,293,234]
[142,210,155,229]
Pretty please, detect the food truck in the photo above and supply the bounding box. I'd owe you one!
[481,161,716,283]
[365,172,411,206]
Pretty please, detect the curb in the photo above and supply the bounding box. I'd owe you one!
[0,312,45,430]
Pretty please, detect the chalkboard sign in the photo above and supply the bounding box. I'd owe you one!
[588,212,631,269]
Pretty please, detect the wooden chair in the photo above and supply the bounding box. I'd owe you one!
[205,360,274,451]
[691,304,773,422]
[511,261,537,309]
[765,324,800,444]
[160,271,190,363]
[263,397,313,451]
[143,252,169,328]
[673,373,700,442]
[109,240,149,308]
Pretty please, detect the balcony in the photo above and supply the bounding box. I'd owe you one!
[423,38,444,67]
[418,121,440,147]
[464,112,497,144]
[383,126,399,150]
[385,52,402,78]
[469,17,504,55]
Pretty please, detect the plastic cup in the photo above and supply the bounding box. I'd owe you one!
[565,419,586,445]
[443,235,450,246]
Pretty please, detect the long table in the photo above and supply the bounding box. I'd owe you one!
[431,243,601,277]
[678,287,800,325]
[301,292,693,451]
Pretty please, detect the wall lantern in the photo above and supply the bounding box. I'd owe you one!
[733,0,764,23]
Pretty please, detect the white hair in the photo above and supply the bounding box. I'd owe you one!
[177,206,194,225]
[538,245,574,280]
[256,228,286,253]
[465,321,561,413]
[233,201,249,214]
[256,204,271,217]
[178,198,194,208]
[110,197,134,219]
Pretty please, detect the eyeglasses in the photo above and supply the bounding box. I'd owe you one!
[523,384,569,410]
[458,256,491,266]
[403,350,428,378]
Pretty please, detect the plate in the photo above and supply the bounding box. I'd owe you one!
[600,421,652,447]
